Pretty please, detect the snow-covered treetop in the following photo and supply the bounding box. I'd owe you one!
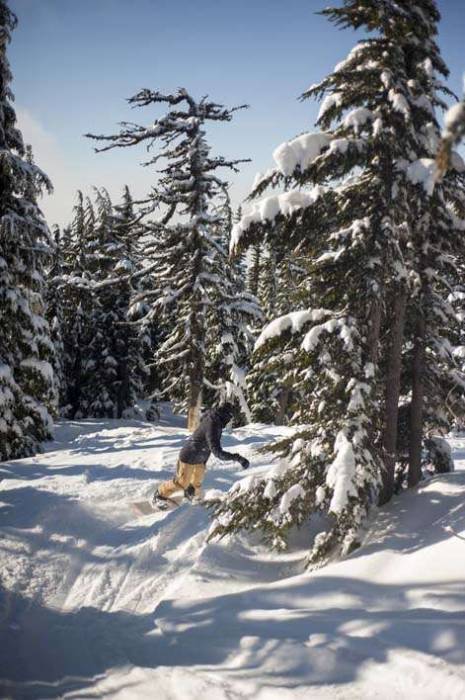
[87,89,249,230]
[0,0,52,215]
[230,0,459,257]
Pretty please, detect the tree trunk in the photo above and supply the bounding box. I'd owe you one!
[248,244,261,297]
[117,357,129,419]
[379,287,407,505]
[187,385,202,432]
[187,290,204,432]
[408,310,425,487]
[367,297,382,365]
[275,385,290,425]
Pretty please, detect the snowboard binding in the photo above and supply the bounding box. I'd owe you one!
[184,484,196,501]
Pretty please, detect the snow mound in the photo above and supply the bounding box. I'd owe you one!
[1,418,465,699]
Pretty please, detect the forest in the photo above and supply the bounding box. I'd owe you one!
[2,0,465,565]
[4,1,465,698]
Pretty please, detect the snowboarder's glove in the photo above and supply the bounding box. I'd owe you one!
[236,455,250,470]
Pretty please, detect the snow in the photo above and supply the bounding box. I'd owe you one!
[334,42,368,73]
[343,107,373,131]
[279,483,305,514]
[252,168,274,191]
[413,94,434,115]
[273,132,330,176]
[2,411,465,699]
[444,101,465,130]
[326,431,357,514]
[328,137,351,154]
[230,186,324,253]
[451,150,465,172]
[423,57,434,79]
[20,358,55,382]
[388,89,410,118]
[406,158,437,195]
[0,363,14,380]
[301,317,355,353]
[380,70,392,88]
[254,308,330,351]
[317,92,342,121]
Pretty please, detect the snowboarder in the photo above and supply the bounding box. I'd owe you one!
[153,402,250,506]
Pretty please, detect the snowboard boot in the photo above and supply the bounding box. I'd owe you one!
[152,488,170,509]
[184,484,196,501]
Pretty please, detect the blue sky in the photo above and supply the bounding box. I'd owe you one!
[9,0,465,227]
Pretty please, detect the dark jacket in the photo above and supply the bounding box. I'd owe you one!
[179,407,238,465]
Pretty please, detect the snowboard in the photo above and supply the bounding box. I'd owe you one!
[131,496,181,515]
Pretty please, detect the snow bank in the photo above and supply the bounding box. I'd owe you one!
[2,415,465,699]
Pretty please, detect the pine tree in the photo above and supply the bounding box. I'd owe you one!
[210,0,465,563]
[58,192,95,417]
[58,187,146,418]
[202,194,260,422]
[0,1,56,459]
[247,247,307,424]
[112,185,150,414]
[83,188,120,417]
[87,88,259,429]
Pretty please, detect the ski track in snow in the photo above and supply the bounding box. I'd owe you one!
[1,412,465,699]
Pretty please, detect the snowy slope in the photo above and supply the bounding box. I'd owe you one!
[1,411,465,699]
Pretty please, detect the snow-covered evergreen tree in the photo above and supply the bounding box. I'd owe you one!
[0,2,56,460]
[112,185,150,413]
[87,88,259,429]
[246,248,307,424]
[201,195,260,423]
[210,0,465,563]
[58,187,146,418]
[58,193,94,417]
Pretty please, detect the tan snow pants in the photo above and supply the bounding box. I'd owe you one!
[158,460,206,498]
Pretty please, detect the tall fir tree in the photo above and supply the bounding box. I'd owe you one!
[210,0,465,564]
[111,185,150,414]
[202,194,260,422]
[87,88,260,429]
[0,2,56,460]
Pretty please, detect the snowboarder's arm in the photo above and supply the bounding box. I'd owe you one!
[206,420,242,463]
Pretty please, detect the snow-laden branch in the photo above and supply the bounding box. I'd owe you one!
[230,186,324,255]
[254,309,332,351]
